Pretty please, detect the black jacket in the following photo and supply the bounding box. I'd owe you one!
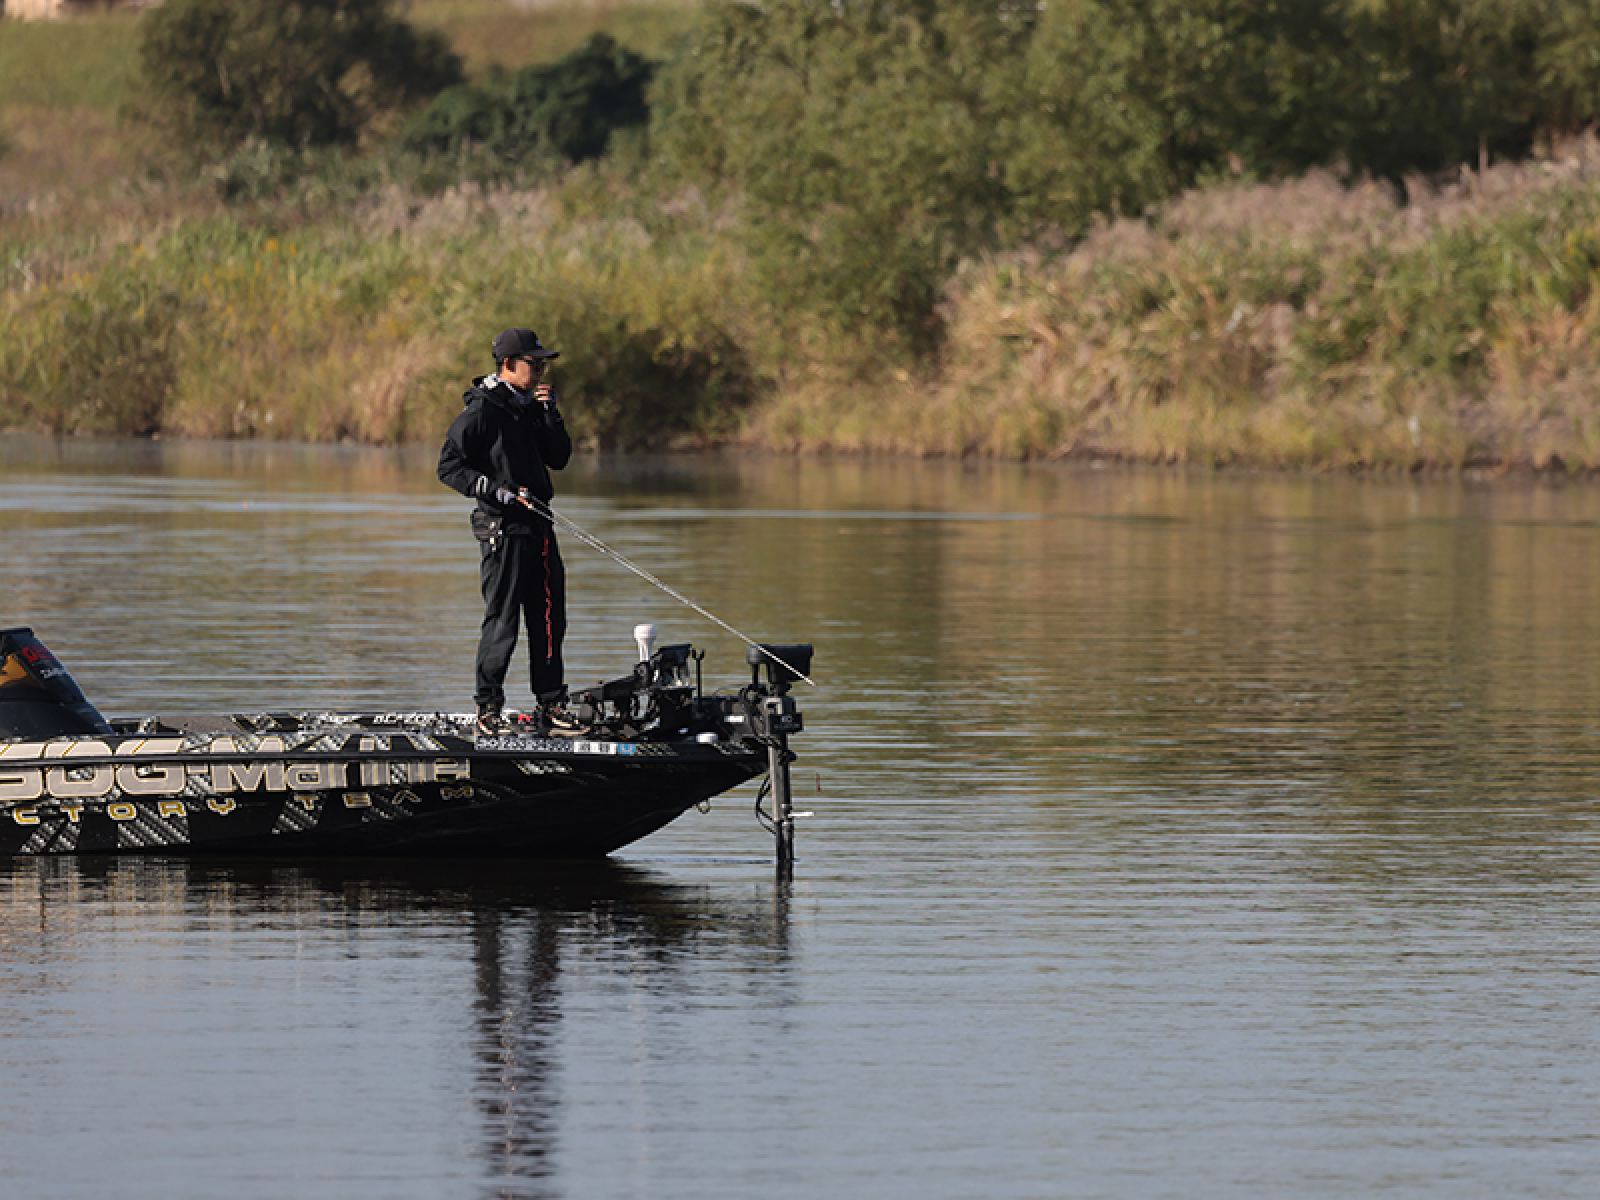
[437,375,573,533]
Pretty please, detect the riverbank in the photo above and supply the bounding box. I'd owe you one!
[753,152,1600,472]
[4,5,1600,471]
[15,155,1598,471]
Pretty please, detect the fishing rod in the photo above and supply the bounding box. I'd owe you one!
[514,490,817,687]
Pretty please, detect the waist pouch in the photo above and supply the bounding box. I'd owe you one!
[469,509,504,544]
[471,508,546,544]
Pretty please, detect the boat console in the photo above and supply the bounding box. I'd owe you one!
[0,628,114,740]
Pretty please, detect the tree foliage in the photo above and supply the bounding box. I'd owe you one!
[648,0,1600,350]
[139,0,462,148]
[405,33,653,169]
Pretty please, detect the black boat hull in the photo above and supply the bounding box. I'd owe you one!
[0,729,768,859]
[0,626,807,860]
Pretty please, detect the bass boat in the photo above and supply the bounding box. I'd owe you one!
[0,626,810,859]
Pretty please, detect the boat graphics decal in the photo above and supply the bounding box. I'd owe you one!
[476,735,643,755]
[0,731,470,807]
[514,760,573,776]
[0,779,492,853]
[475,736,687,758]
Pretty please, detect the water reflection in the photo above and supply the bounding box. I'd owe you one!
[0,856,792,1199]
[7,439,1600,1194]
[468,900,559,1197]
[6,437,1600,880]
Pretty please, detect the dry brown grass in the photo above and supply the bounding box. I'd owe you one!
[8,3,1600,468]
[744,147,1600,470]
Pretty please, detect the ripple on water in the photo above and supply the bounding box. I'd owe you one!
[2,442,1600,1197]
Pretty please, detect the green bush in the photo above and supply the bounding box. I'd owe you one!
[650,1,1035,353]
[0,196,762,448]
[405,33,654,171]
[552,320,755,451]
[138,0,462,148]
[647,0,1600,351]
[0,263,178,437]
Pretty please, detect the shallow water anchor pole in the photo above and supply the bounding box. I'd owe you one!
[769,734,795,870]
[747,644,810,873]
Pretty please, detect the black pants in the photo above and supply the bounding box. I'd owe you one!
[476,528,566,709]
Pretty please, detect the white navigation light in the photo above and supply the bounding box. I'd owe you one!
[634,623,658,663]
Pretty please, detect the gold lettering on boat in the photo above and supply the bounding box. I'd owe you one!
[285,762,344,790]
[32,740,115,800]
[286,762,320,790]
[207,796,236,815]
[45,764,114,799]
[208,737,286,756]
[116,762,184,795]
[211,760,287,794]
[12,807,39,825]
[107,803,137,821]
[118,738,184,757]
[0,768,42,802]
[343,792,372,808]
[157,801,186,819]
[400,759,468,784]
[61,804,82,823]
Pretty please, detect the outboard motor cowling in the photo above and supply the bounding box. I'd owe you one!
[0,628,114,739]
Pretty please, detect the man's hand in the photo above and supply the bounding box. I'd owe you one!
[494,486,538,510]
[535,383,560,411]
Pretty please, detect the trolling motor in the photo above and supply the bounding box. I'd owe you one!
[567,632,813,867]
[516,491,819,868]
[745,643,812,869]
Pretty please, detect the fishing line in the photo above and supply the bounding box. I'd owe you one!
[520,495,817,687]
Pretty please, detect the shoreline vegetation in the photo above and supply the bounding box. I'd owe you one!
[4,1,1600,472]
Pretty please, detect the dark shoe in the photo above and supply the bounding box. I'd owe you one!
[476,704,510,736]
[539,703,586,736]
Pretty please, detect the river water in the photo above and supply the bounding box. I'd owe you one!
[3,436,1599,1198]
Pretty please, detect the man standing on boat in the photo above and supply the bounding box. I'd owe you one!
[438,328,574,735]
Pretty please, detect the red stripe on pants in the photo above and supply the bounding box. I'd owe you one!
[543,532,553,663]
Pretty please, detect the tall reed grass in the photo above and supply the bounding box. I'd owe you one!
[0,176,762,447]
[11,150,1600,467]
[9,3,1600,469]
[746,149,1600,470]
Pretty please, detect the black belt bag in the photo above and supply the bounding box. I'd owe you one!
[469,508,504,551]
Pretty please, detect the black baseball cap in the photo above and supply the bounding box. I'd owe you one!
[492,328,559,361]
